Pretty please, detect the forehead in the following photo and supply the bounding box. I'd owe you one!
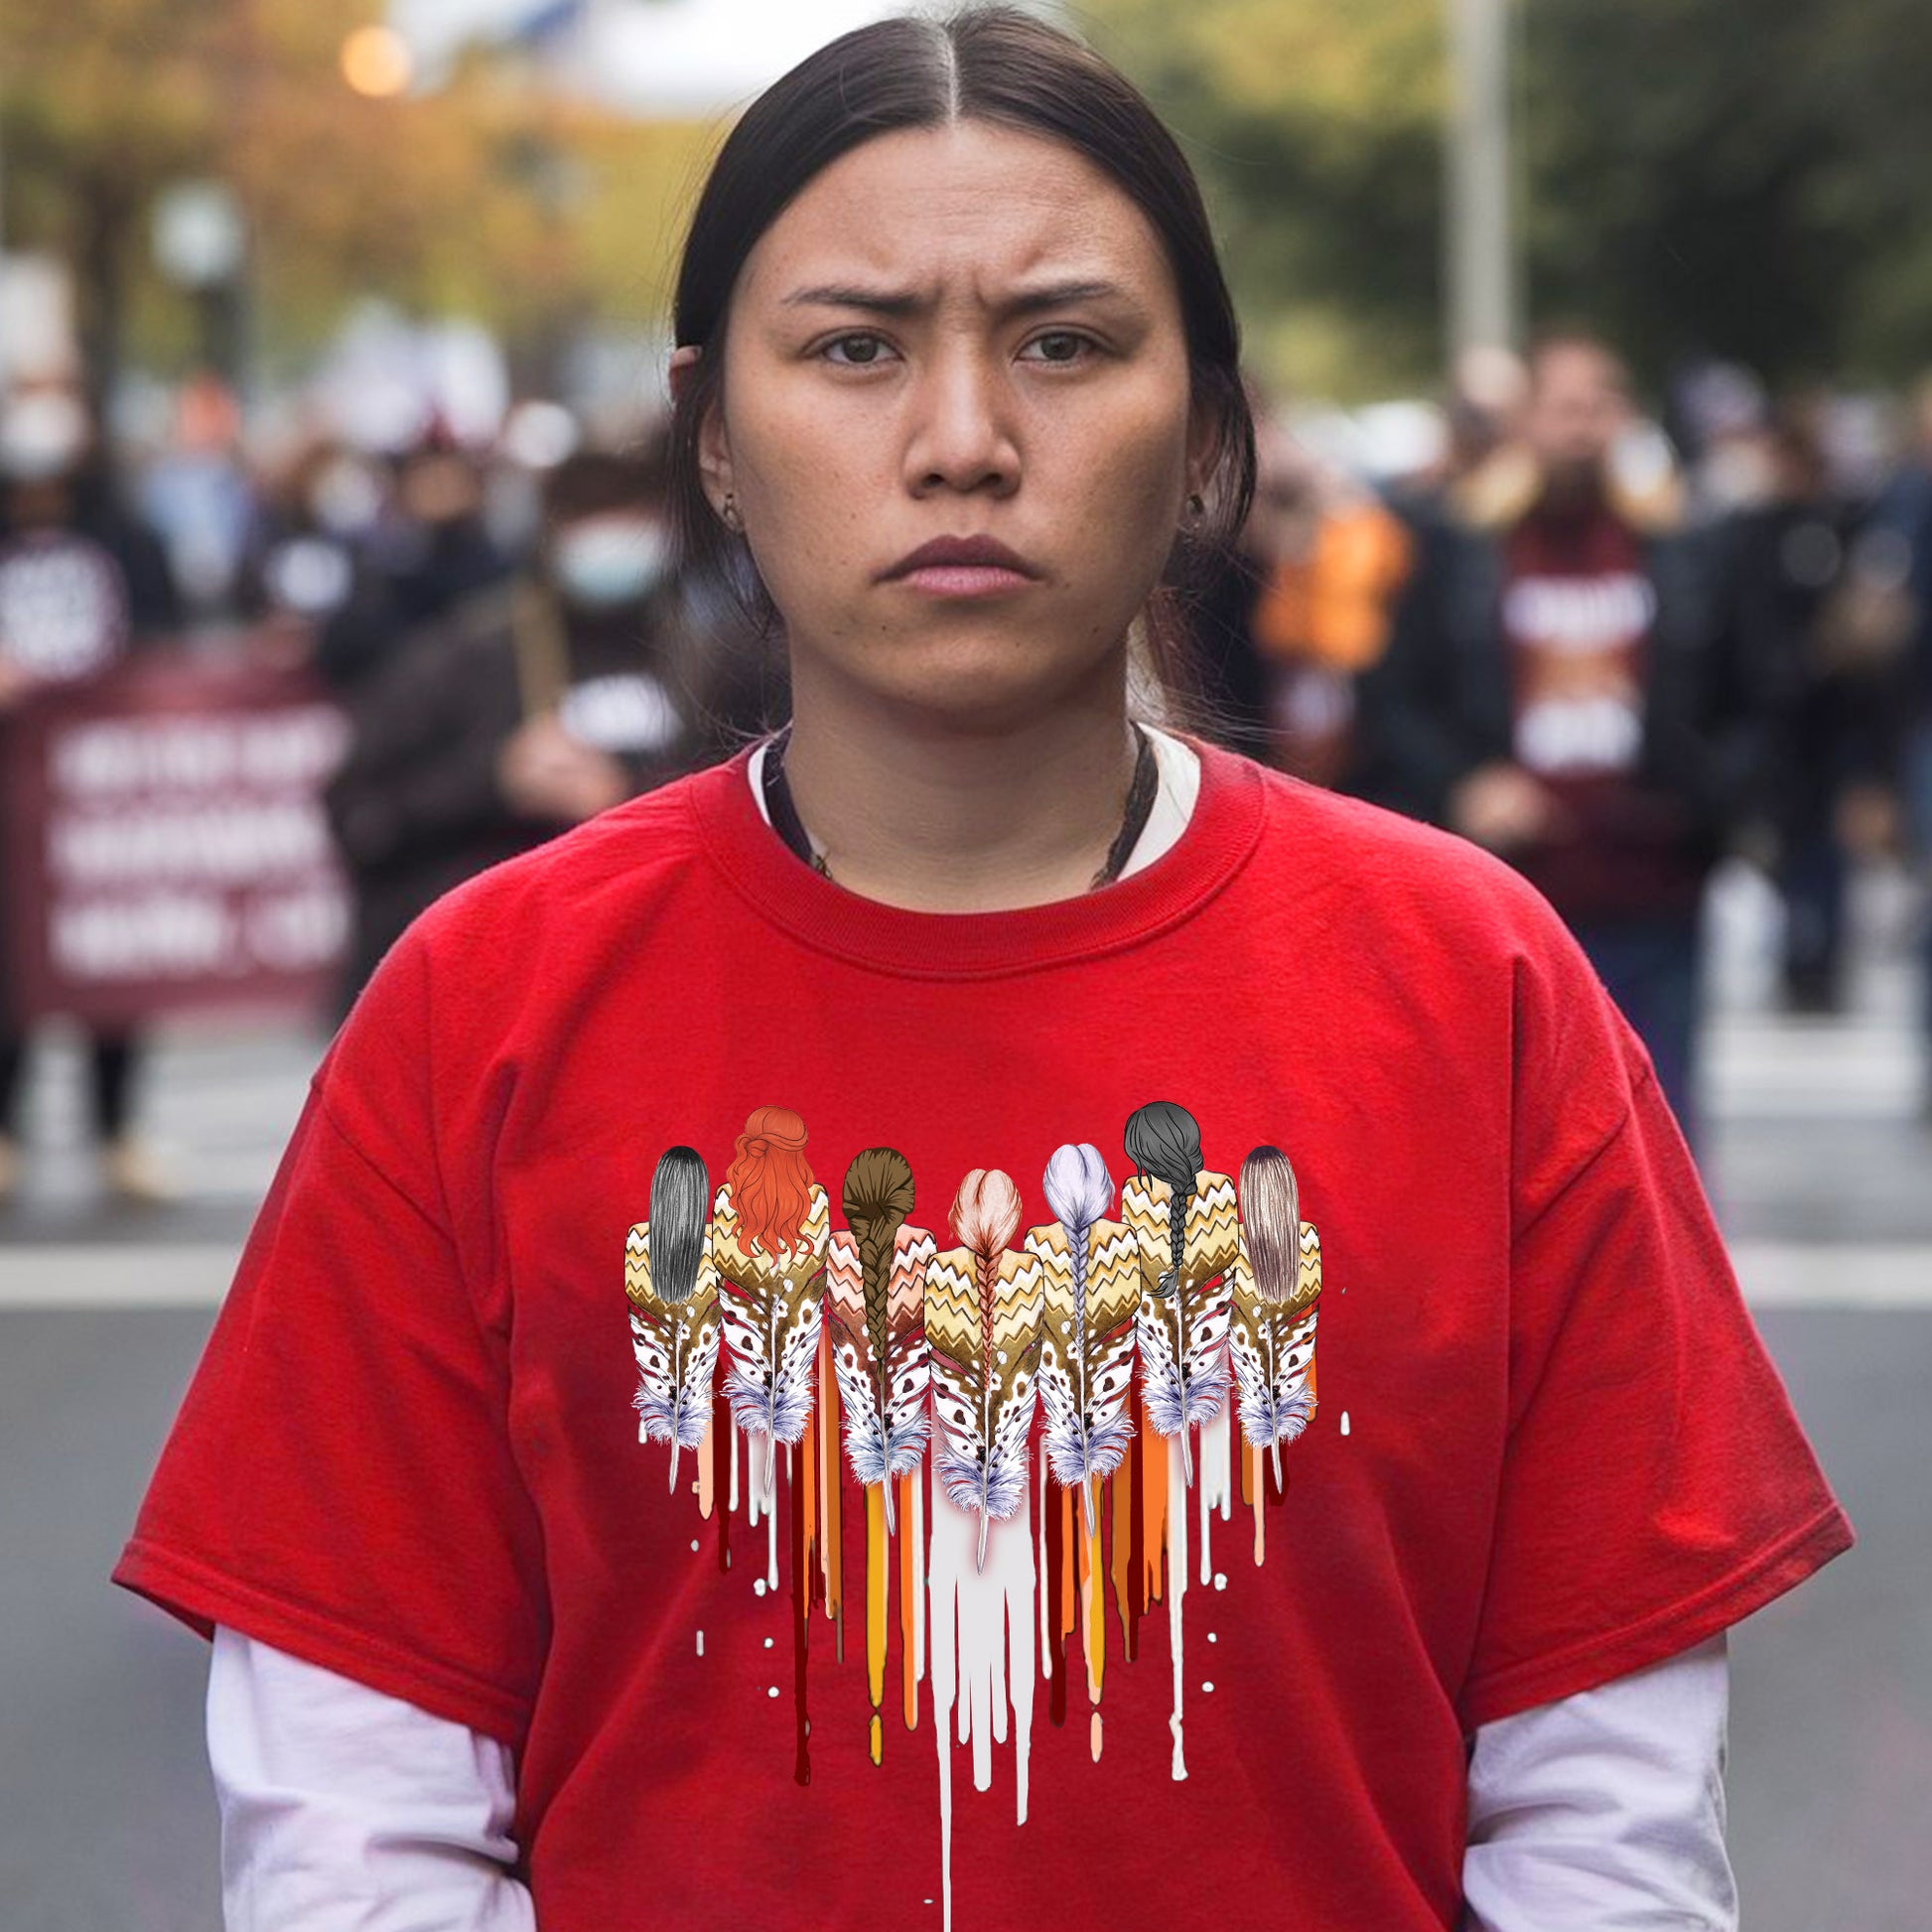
[1533,344,1624,398]
[735,119,1177,312]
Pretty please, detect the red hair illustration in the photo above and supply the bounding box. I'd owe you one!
[727,1105,816,1260]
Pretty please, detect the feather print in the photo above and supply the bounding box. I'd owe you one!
[1024,1218,1141,1539]
[1229,1221,1321,1486]
[624,1221,723,1492]
[924,1243,1046,1571]
[1122,1172,1240,1485]
[712,1180,829,1506]
[825,1222,935,1532]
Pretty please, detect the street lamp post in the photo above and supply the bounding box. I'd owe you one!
[1445,0,1516,357]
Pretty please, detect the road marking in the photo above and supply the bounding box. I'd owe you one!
[0,1244,238,1307]
[1728,1243,1932,1309]
[0,1242,1924,1310]
[1701,1019,1926,1122]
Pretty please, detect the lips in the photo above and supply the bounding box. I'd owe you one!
[880,534,1040,582]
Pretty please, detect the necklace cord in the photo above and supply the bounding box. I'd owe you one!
[761,722,1160,892]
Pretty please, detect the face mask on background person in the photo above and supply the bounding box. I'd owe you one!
[307,457,385,538]
[0,389,89,486]
[549,515,670,612]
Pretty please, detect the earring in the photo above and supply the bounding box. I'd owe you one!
[1184,491,1205,521]
[721,490,743,533]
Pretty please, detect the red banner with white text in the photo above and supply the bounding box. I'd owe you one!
[0,651,350,1028]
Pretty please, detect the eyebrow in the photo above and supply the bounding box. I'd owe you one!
[779,278,1135,319]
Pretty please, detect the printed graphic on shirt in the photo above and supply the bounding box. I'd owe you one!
[924,1172,1048,1572]
[823,1148,934,1533]
[1226,1144,1322,1490]
[1120,1102,1242,1486]
[709,1107,830,1511]
[623,1146,722,1492]
[1502,565,1655,775]
[621,1102,1327,1932]
[1024,1146,1142,1541]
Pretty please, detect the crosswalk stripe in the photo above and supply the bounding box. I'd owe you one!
[0,1240,1924,1310]
[0,1245,239,1307]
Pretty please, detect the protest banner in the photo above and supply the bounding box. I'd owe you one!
[0,649,350,1027]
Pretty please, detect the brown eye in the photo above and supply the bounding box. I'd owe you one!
[1023,331,1095,365]
[823,333,893,367]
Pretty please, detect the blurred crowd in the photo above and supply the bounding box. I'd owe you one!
[3,328,1931,1192]
[1200,336,1932,1154]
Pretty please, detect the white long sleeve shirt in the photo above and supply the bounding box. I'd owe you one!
[207,1625,1735,1930]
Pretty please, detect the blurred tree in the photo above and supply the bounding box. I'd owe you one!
[0,0,713,398]
[8,0,1932,405]
[1088,0,1932,396]
[1081,0,1447,398]
[1519,0,1932,387]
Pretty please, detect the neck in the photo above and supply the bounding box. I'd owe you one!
[778,644,1144,912]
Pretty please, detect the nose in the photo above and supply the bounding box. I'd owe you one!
[902,343,1020,499]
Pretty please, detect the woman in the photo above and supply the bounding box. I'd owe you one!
[116,12,1852,1931]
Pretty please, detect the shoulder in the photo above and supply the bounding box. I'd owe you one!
[329,756,741,1079]
[413,756,728,955]
[1225,753,1648,1146]
[1241,754,1575,966]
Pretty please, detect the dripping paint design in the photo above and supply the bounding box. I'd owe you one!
[621,1105,1328,1932]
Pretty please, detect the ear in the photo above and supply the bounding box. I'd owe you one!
[668,344,736,519]
[1182,398,1221,510]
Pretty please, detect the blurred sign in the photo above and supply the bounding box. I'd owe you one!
[0,652,350,1027]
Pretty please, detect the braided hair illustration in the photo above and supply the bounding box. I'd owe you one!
[1123,1100,1203,1300]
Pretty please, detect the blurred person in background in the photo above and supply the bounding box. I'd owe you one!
[1358,331,1774,1152]
[234,435,387,655]
[1865,372,1932,1114]
[1436,344,1530,505]
[136,372,259,625]
[0,383,182,1202]
[1242,409,1413,789]
[1723,400,1910,1015]
[323,436,759,1006]
[312,430,508,693]
[1186,401,1413,781]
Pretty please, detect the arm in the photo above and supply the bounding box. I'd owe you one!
[1461,1631,1735,1931]
[207,1626,537,1932]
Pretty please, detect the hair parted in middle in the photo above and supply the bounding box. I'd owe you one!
[647,1145,711,1304]
[1237,1143,1301,1303]
[664,5,1257,716]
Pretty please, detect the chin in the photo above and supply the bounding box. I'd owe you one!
[823,621,1117,728]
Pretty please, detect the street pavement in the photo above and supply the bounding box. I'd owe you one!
[1,860,1926,1930]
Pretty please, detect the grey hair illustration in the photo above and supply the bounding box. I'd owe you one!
[648,1145,710,1304]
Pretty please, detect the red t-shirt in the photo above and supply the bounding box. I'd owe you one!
[115,734,1853,1931]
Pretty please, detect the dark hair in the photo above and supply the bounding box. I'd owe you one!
[667,5,1256,714]
[1123,1099,1203,1296]
[841,1147,917,1367]
[542,435,672,528]
[647,1145,710,1303]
